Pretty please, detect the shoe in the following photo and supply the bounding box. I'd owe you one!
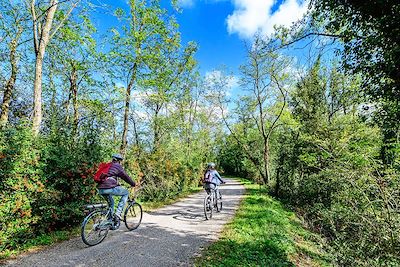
[111,220,120,230]
[115,213,122,221]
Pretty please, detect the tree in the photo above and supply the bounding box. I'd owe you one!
[143,42,197,151]
[291,58,328,133]
[30,0,78,135]
[0,3,26,125]
[109,0,187,156]
[311,0,400,164]
[217,35,290,185]
[47,10,98,137]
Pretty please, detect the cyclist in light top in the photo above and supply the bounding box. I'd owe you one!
[97,153,136,221]
[203,162,225,194]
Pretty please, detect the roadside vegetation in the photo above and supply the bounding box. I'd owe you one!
[195,179,332,267]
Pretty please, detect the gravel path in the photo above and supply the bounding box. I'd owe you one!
[3,179,245,267]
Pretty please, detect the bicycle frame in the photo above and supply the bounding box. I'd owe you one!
[81,186,143,246]
[204,184,222,220]
[94,186,142,222]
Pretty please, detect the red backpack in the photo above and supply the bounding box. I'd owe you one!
[94,162,112,183]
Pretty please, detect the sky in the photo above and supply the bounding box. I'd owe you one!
[95,0,309,91]
[175,0,309,99]
[174,0,308,74]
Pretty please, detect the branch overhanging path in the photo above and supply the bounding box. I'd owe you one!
[4,179,245,267]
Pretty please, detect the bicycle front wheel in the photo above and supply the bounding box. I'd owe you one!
[216,191,222,212]
[204,194,213,220]
[124,202,143,230]
[81,210,109,246]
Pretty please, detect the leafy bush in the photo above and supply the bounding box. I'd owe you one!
[0,123,105,251]
[273,115,400,266]
[0,125,44,250]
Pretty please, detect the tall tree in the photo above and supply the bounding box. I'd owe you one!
[30,0,78,135]
[47,10,98,137]
[109,0,185,156]
[143,42,197,151]
[218,35,290,184]
[311,0,400,164]
[0,3,26,125]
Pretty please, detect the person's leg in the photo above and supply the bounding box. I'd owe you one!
[110,186,129,218]
[98,189,115,219]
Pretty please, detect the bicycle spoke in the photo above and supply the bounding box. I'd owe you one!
[81,210,109,246]
[124,202,143,230]
[204,194,213,220]
[216,190,222,212]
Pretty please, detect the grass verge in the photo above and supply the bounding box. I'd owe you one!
[0,228,80,261]
[194,178,332,267]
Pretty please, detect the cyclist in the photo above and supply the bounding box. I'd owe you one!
[203,162,225,195]
[97,153,136,222]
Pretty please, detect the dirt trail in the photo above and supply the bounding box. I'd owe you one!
[3,179,245,267]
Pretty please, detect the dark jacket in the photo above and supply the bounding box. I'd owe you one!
[97,162,135,189]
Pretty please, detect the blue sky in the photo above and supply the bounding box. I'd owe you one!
[94,0,309,90]
[175,0,245,73]
[175,0,308,73]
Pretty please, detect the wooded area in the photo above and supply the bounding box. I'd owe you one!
[1,0,399,266]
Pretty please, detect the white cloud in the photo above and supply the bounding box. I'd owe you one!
[178,0,195,8]
[227,0,309,39]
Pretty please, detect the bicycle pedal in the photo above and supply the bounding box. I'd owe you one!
[110,218,120,230]
[111,224,120,230]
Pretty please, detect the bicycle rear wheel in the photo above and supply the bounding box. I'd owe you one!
[204,194,213,220]
[216,191,222,212]
[81,210,109,246]
[124,202,143,230]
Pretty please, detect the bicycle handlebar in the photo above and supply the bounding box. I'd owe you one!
[129,184,143,199]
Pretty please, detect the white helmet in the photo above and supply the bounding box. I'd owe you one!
[112,153,124,161]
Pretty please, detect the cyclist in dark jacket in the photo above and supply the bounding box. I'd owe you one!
[98,153,136,220]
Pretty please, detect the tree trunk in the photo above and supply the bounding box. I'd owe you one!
[32,54,44,134]
[31,0,58,135]
[120,63,138,156]
[70,67,78,137]
[0,27,22,125]
[153,105,162,151]
[263,142,270,184]
[65,91,71,124]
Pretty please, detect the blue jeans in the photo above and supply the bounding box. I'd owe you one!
[98,186,129,217]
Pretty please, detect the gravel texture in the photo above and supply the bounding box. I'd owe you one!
[3,179,245,267]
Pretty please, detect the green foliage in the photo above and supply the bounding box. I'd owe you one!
[312,0,400,166]
[0,124,43,250]
[312,1,400,99]
[0,122,106,252]
[271,60,400,266]
[195,180,332,267]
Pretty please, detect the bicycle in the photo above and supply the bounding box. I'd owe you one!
[81,187,143,246]
[203,184,222,220]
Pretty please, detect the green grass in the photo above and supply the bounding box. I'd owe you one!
[194,179,332,267]
[0,228,79,261]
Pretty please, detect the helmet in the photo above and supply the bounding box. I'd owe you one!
[112,153,124,161]
[207,162,216,169]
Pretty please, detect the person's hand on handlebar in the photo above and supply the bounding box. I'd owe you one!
[133,180,142,188]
